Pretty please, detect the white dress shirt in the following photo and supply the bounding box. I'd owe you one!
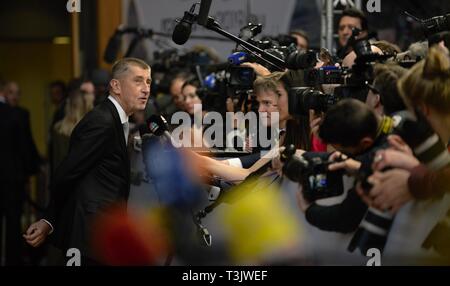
[108,95,130,144]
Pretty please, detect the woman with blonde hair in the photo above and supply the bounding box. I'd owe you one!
[51,89,93,172]
[360,46,450,212]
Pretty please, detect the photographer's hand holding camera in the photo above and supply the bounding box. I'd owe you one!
[360,144,420,212]
[291,99,390,233]
[328,151,361,175]
[360,47,450,214]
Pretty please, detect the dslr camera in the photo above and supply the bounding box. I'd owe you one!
[281,145,345,202]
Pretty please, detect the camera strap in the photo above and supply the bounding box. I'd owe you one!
[375,116,394,139]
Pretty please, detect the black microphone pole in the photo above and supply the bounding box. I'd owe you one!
[203,17,286,71]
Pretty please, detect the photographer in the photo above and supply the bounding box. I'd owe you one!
[192,70,311,183]
[296,99,394,233]
[360,47,450,211]
[365,63,407,116]
[337,8,369,59]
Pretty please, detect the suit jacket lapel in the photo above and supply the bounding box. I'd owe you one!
[103,99,131,197]
[104,99,127,154]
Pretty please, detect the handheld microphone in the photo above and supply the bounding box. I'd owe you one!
[146,115,175,145]
[172,7,197,45]
[197,0,212,26]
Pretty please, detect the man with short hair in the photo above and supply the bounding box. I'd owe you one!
[24,58,151,264]
[0,80,30,265]
[290,29,310,52]
[337,8,369,59]
[297,99,394,233]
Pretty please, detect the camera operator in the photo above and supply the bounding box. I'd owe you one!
[296,99,395,233]
[337,8,369,59]
[290,29,310,52]
[359,47,450,211]
[365,63,407,116]
[192,71,311,183]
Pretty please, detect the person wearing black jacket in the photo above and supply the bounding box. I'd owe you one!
[0,81,30,265]
[297,99,394,233]
[24,58,152,265]
[5,81,42,177]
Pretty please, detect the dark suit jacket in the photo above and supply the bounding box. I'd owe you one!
[0,101,27,182]
[13,106,41,176]
[46,99,130,258]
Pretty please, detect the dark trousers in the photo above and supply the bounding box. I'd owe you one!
[0,180,25,266]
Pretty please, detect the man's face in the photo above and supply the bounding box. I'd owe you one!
[114,65,151,115]
[331,136,374,156]
[257,83,290,127]
[50,86,64,105]
[292,34,308,52]
[331,143,362,156]
[5,82,20,107]
[338,16,366,47]
[170,78,186,110]
[365,88,382,115]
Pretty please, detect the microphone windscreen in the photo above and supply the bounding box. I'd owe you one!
[172,22,191,45]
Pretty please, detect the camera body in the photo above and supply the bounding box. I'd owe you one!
[288,87,343,116]
[281,145,345,202]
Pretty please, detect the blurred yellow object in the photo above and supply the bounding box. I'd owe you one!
[221,178,302,264]
[53,37,71,45]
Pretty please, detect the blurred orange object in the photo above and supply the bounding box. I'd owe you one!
[91,204,170,265]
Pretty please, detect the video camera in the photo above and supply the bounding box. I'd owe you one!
[281,145,345,202]
[287,28,395,116]
[234,23,318,71]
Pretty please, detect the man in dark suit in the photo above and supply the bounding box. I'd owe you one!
[5,81,42,178]
[0,80,29,265]
[24,58,151,264]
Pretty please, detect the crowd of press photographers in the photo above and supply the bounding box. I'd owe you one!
[1,7,450,265]
[149,7,450,265]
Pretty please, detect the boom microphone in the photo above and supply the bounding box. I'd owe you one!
[172,6,197,45]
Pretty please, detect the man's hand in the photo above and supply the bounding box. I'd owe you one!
[387,134,413,155]
[23,220,52,247]
[372,149,419,172]
[328,151,361,174]
[356,169,412,214]
[240,62,271,76]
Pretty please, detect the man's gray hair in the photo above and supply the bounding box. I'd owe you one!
[111,57,151,79]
